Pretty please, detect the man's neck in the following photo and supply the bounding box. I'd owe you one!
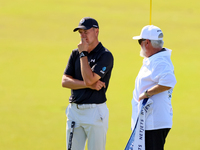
[88,41,99,53]
[148,48,164,58]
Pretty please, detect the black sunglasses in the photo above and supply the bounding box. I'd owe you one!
[138,39,147,45]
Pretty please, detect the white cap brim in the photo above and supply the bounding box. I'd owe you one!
[132,36,142,40]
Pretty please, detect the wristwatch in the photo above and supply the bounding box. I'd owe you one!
[144,90,151,98]
[79,51,88,58]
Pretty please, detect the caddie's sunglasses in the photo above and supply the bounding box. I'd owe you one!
[138,39,147,45]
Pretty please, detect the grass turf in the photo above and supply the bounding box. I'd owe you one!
[0,0,200,149]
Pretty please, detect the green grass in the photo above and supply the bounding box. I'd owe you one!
[1,0,200,149]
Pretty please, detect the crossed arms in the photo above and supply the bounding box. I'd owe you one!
[62,55,105,91]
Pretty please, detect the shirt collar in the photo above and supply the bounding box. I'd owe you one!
[143,48,172,65]
[90,42,103,53]
[149,48,166,58]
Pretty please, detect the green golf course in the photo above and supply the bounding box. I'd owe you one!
[1,0,200,149]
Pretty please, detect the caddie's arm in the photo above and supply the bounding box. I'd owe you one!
[139,85,171,101]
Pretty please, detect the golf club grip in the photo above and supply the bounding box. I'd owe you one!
[68,121,75,150]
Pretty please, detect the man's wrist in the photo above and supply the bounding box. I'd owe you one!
[79,51,88,58]
[144,90,151,98]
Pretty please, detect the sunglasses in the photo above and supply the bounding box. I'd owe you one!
[138,39,147,45]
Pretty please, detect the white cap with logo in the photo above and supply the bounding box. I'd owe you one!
[132,25,163,40]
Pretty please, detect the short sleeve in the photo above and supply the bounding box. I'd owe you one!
[64,51,75,77]
[92,52,114,78]
[151,62,177,88]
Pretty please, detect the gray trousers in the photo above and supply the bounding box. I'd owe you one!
[66,103,109,150]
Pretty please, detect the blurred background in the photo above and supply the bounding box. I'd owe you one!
[0,0,200,149]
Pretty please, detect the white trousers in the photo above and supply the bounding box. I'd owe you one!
[66,103,109,150]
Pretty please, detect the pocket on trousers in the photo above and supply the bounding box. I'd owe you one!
[65,105,74,120]
[97,104,109,121]
[65,105,69,116]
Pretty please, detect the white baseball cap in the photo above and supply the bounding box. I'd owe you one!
[132,25,163,40]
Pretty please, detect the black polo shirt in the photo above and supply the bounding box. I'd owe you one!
[64,42,114,104]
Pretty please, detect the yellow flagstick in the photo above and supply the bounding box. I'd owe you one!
[150,0,152,25]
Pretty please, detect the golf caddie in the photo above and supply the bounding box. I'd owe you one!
[130,25,177,150]
[62,17,114,150]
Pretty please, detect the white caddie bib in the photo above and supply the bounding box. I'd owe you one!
[125,98,153,150]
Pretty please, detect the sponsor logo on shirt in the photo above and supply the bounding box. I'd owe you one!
[91,59,95,62]
[100,67,106,74]
[168,89,173,100]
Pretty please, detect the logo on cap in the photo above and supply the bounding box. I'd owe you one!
[80,18,85,24]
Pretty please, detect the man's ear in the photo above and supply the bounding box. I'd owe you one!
[95,28,99,36]
[146,39,151,48]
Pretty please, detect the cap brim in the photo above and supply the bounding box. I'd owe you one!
[132,36,142,40]
[73,26,92,32]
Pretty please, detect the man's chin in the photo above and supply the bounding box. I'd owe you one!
[140,50,146,58]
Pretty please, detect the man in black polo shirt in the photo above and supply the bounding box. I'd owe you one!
[62,17,114,150]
